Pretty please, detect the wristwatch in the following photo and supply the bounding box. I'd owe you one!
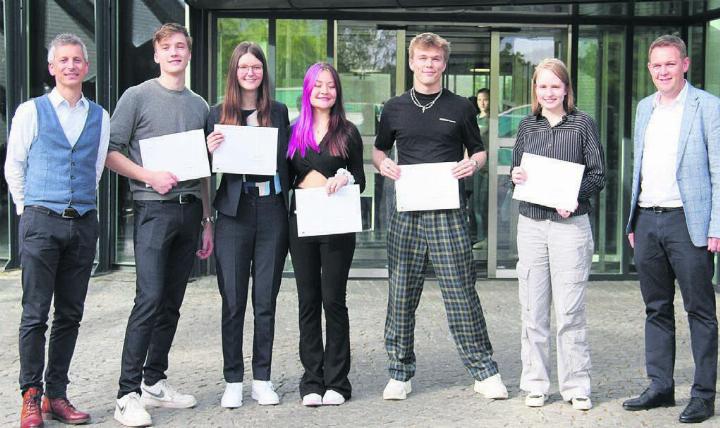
[201,216,215,227]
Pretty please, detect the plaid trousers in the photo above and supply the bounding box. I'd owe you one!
[385,208,499,382]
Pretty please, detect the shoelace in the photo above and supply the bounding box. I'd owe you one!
[54,398,78,412]
[23,395,40,414]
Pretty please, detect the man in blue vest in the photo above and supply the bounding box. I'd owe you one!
[5,34,109,428]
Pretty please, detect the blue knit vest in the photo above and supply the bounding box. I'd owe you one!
[24,94,102,215]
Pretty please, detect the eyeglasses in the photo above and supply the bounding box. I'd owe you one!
[238,65,263,74]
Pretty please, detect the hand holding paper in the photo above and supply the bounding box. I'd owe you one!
[511,153,585,211]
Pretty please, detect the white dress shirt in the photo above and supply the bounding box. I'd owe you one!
[638,81,688,208]
[4,88,110,214]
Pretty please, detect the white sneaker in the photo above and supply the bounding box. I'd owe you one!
[525,393,546,407]
[383,379,412,400]
[251,380,280,405]
[572,396,593,411]
[473,374,509,399]
[302,393,323,407]
[114,392,152,427]
[141,379,197,409]
[221,382,243,408]
[322,389,345,406]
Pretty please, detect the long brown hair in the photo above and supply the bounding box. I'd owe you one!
[220,42,272,127]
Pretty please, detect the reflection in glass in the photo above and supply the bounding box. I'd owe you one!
[276,20,326,123]
[215,19,268,104]
[688,25,705,89]
[707,19,720,97]
[578,26,625,274]
[634,1,683,16]
[578,2,627,15]
[114,0,185,265]
[336,22,397,268]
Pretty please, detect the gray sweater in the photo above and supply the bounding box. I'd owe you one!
[109,78,209,200]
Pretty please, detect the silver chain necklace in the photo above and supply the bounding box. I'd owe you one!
[410,88,442,113]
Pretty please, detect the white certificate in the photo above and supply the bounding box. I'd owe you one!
[139,129,210,182]
[512,153,585,211]
[395,162,460,212]
[212,124,278,175]
[295,185,362,237]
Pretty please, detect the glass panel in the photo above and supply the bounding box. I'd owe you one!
[578,2,628,16]
[114,0,185,265]
[0,0,7,259]
[707,19,720,97]
[28,0,97,100]
[497,30,566,139]
[215,18,269,104]
[634,1,683,16]
[493,29,567,274]
[336,21,397,268]
[689,25,705,89]
[276,20,327,122]
[578,26,626,274]
[632,27,682,122]
[711,0,720,12]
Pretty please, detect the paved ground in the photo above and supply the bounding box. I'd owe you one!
[0,270,717,427]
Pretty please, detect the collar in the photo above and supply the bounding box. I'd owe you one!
[48,87,88,110]
[534,108,575,124]
[652,80,688,108]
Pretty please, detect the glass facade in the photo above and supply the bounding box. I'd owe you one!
[2,1,720,278]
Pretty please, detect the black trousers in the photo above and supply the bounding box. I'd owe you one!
[634,209,718,400]
[18,206,98,398]
[215,193,288,382]
[289,215,355,399]
[117,200,202,398]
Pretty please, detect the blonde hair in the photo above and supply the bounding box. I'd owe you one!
[153,23,192,51]
[408,32,450,63]
[648,34,687,58]
[531,58,575,115]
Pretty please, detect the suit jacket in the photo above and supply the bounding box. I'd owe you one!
[207,101,291,215]
[626,83,720,247]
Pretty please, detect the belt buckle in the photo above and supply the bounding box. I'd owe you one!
[652,206,664,213]
[178,194,192,204]
[61,208,79,218]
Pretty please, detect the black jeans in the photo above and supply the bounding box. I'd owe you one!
[634,209,718,400]
[18,206,98,398]
[215,193,288,382]
[117,200,202,398]
[289,215,355,399]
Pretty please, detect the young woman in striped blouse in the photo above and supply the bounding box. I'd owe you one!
[511,58,605,411]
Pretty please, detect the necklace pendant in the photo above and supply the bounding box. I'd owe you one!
[422,106,427,113]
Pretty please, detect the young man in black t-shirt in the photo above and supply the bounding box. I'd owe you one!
[372,32,507,401]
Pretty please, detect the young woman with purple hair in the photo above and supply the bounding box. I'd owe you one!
[287,63,365,406]
[205,42,290,408]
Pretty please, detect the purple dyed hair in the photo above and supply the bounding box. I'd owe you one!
[287,62,350,159]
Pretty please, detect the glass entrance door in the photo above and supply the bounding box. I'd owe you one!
[487,27,570,278]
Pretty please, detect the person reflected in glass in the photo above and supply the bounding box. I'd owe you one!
[205,41,290,408]
[511,58,605,411]
[287,63,365,407]
[470,88,490,248]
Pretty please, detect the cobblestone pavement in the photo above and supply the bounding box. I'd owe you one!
[0,270,717,427]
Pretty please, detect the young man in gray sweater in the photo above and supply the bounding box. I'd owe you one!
[106,23,213,427]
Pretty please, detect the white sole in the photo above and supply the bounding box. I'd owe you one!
[251,393,279,405]
[114,407,152,427]
[141,396,197,409]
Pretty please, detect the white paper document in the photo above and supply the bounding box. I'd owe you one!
[139,129,210,182]
[295,185,362,237]
[512,153,585,211]
[395,162,460,212]
[212,124,278,175]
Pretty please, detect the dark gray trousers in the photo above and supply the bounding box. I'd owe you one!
[117,200,201,398]
[215,193,288,383]
[634,208,717,400]
[18,206,98,398]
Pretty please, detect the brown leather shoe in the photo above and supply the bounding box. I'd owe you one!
[41,396,90,425]
[20,387,43,428]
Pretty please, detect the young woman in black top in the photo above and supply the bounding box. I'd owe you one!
[205,42,290,408]
[287,63,365,406]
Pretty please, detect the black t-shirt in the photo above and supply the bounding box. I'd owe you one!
[374,89,484,164]
[289,122,366,192]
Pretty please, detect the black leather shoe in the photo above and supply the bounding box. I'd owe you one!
[679,397,714,423]
[623,388,675,411]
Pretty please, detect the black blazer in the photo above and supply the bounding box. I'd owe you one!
[206,101,291,215]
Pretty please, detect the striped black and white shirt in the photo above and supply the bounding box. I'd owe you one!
[512,110,606,221]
